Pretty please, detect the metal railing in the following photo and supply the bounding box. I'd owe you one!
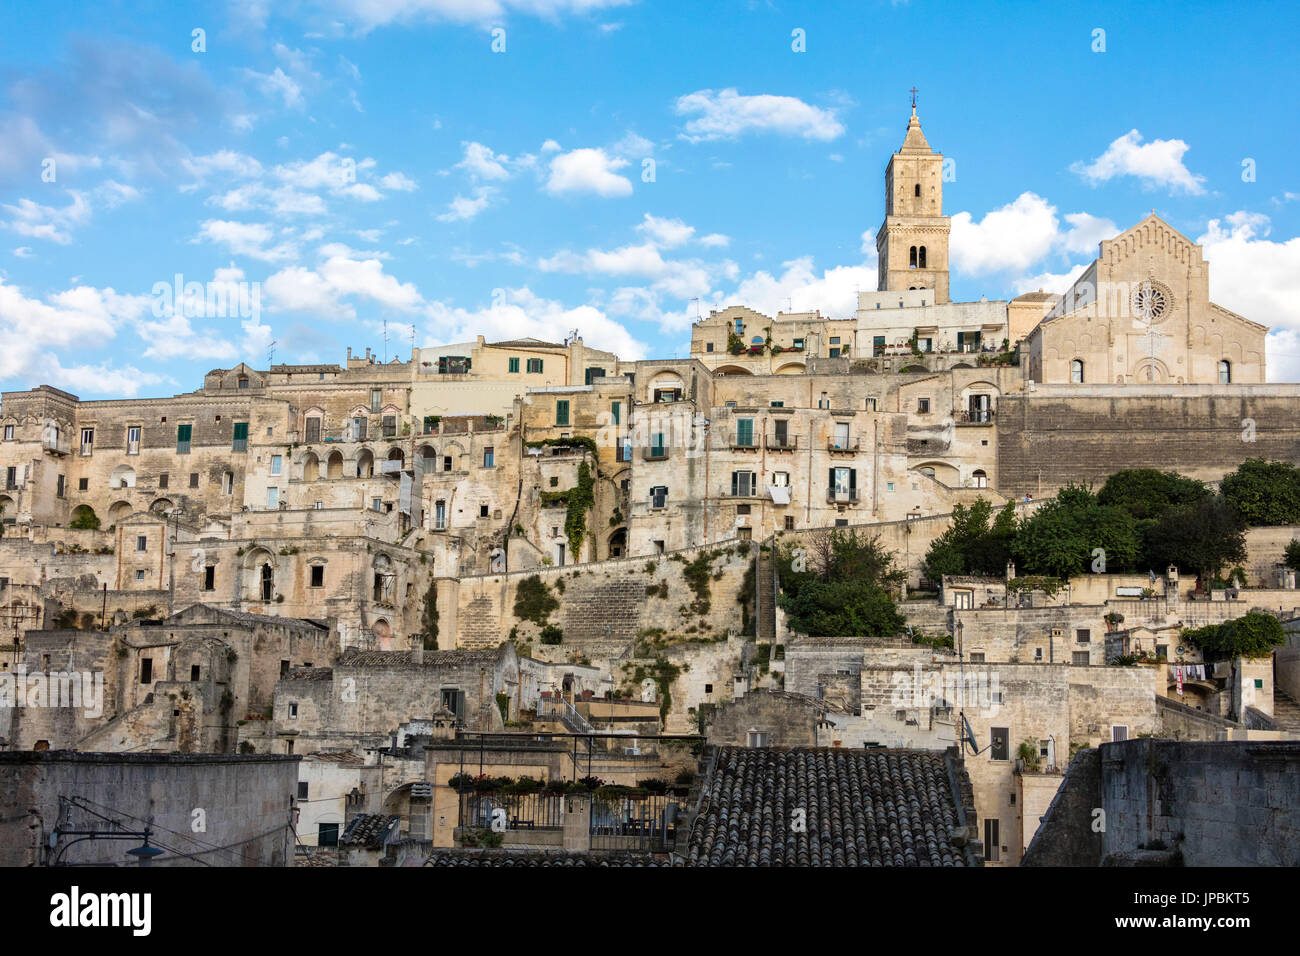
[767,435,798,450]
[827,487,859,503]
[459,792,565,831]
[827,440,860,452]
[537,696,596,734]
[590,794,678,852]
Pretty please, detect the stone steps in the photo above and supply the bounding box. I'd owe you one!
[1272,690,1300,734]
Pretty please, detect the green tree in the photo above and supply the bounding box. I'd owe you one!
[1011,484,1140,578]
[420,579,439,650]
[1284,539,1300,572]
[1098,468,1209,520]
[1141,496,1246,581]
[923,498,1016,580]
[777,529,906,637]
[1220,458,1300,525]
[1181,611,1285,659]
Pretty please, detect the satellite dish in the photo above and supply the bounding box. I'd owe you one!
[961,714,978,752]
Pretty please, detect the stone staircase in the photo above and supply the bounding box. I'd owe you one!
[1271,689,1300,736]
[756,548,777,643]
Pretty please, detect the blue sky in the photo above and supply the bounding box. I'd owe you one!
[2,0,1299,396]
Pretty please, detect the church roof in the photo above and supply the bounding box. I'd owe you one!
[899,108,933,155]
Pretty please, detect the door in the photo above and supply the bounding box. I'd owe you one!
[833,422,850,449]
[773,419,788,447]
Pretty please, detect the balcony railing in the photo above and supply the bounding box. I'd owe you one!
[79,443,93,456]
[768,435,798,451]
[827,487,859,503]
[955,409,996,424]
[827,440,859,453]
[232,438,248,452]
[42,436,70,456]
[642,446,668,461]
[731,435,759,450]
[176,441,191,455]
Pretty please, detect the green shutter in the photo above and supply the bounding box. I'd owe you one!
[508,357,520,373]
[232,422,248,440]
[611,402,621,425]
[177,424,192,442]
[737,418,753,446]
[556,400,569,426]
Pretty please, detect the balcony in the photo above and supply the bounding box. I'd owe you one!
[767,435,798,451]
[955,408,996,425]
[827,440,860,453]
[79,443,93,457]
[642,447,668,461]
[232,438,248,452]
[42,436,70,456]
[827,487,859,504]
[730,435,759,451]
[176,441,191,455]
[380,459,405,477]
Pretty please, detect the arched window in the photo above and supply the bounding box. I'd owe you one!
[1218,360,1231,384]
[1070,359,1084,383]
[918,246,927,269]
[972,469,988,489]
[260,563,274,601]
[909,245,917,268]
[914,183,920,197]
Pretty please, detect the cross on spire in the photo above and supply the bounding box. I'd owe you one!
[910,86,919,111]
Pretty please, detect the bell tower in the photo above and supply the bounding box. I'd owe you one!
[875,93,951,303]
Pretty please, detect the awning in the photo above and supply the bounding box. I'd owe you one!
[768,485,791,505]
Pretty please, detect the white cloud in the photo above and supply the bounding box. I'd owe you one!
[424,286,646,360]
[242,66,304,109]
[455,141,513,181]
[950,192,1062,276]
[312,0,634,33]
[674,88,844,143]
[379,171,418,191]
[1198,212,1300,382]
[1,192,92,244]
[183,150,264,182]
[636,214,694,248]
[196,219,298,262]
[724,257,876,328]
[545,148,632,197]
[1059,211,1118,256]
[1071,129,1206,195]
[437,186,497,222]
[265,247,424,319]
[540,139,562,153]
[12,246,32,258]
[700,233,730,248]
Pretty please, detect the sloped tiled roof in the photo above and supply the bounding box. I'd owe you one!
[338,647,500,668]
[426,851,667,867]
[340,814,399,849]
[687,748,968,866]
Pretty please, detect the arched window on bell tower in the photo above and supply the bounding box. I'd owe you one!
[909,246,917,268]
[918,246,927,269]
[914,183,920,198]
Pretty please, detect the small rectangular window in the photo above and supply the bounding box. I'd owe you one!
[270,455,282,476]
[203,565,215,591]
[990,727,1009,761]
[526,358,543,374]
[231,422,248,451]
[189,472,199,489]
[140,659,153,684]
[176,423,192,453]
[159,472,169,489]
[267,487,279,508]
[2,425,11,441]
[508,356,520,373]
[78,477,88,491]
[917,398,931,413]
[136,535,147,552]
[370,389,382,412]
[310,565,324,588]
[483,446,494,468]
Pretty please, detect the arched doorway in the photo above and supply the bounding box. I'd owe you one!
[608,528,627,558]
[356,449,374,478]
[327,451,344,479]
[302,452,319,482]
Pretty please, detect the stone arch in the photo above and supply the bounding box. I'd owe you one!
[149,498,173,515]
[0,494,13,517]
[773,362,806,375]
[608,527,627,558]
[327,450,344,479]
[372,553,395,604]
[418,444,436,463]
[386,447,405,465]
[243,547,276,602]
[713,365,753,376]
[371,617,393,650]
[108,500,132,523]
[70,504,99,528]
[110,464,136,489]
[356,448,374,478]
[302,451,319,482]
